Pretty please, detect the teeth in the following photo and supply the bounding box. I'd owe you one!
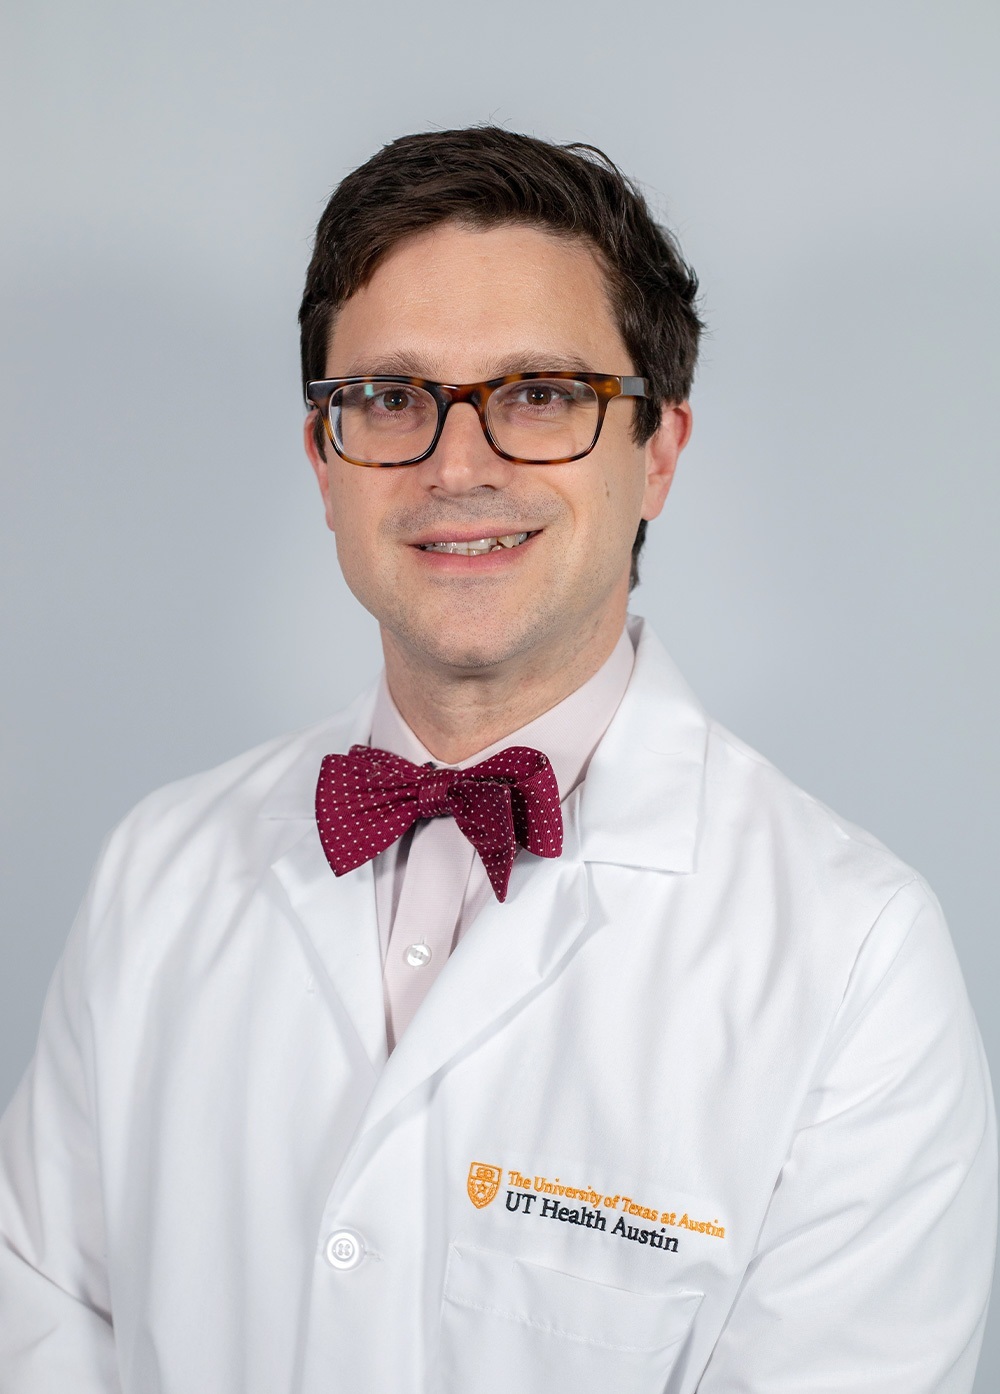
[421,532,530,555]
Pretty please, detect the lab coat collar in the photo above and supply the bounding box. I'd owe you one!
[576,615,708,875]
[261,686,377,821]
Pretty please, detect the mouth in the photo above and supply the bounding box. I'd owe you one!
[416,531,535,556]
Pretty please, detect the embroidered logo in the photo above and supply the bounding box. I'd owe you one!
[467,1162,502,1208]
[464,1160,728,1257]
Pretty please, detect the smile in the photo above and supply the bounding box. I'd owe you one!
[417,532,533,555]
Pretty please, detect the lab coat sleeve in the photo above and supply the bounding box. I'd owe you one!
[698,878,997,1394]
[0,880,122,1393]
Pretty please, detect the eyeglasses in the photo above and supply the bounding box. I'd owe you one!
[305,372,649,467]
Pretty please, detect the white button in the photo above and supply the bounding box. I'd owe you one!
[325,1229,365,1270]
[404,942,432,968]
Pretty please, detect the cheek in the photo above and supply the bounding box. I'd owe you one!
[558,474,635,586]
[326,471,411,606]
[587,457,646,546]
[327,464,376,536]
[326,474,377,568]
[329,508,387,614]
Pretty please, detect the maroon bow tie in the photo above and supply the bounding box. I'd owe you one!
[315,743,563,902]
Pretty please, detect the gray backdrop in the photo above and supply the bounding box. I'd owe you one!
[2,0,997,1384]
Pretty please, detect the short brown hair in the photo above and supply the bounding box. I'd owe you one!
[299,126,702,587]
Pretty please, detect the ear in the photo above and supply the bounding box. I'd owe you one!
[303,410,337,533]
[641,401,693,522]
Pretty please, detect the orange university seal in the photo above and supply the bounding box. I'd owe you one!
[467,1162,502,1208]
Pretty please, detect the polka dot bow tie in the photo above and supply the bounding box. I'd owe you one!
[315,743,564,902]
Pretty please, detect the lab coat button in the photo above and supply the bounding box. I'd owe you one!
[325,1229,365,1270]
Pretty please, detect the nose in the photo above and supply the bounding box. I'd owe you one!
[416,400,515,494]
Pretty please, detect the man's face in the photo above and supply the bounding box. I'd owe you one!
[305,222,690,679]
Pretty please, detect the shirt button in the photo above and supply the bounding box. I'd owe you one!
[325,1229,365,1270]
[404,942,432,968]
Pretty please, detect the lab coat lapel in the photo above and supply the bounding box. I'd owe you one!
[264,690,388,1075]
[359,804,590,1134]
[269,831,387,1074]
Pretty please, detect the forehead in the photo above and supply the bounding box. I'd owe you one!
[325,221,633,379]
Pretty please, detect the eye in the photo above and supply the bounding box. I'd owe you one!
[499,379,578,412]
[522,383,560,407]
[336,382,432,420]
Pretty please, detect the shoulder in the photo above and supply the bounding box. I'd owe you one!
[622,617,920,904]
[87,688,373,912]
[691,714,963,1032]
[621,620,943,981]
[123,708,354,830]
[702,714,917,896]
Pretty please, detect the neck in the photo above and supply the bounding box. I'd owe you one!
[381,609,628,764]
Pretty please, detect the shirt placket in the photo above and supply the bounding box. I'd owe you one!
[381,815,476,1051]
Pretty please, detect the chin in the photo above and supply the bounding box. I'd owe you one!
[409,626,520,673]
[385,600,548,675]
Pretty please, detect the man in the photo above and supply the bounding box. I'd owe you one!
[0,127,995,1392]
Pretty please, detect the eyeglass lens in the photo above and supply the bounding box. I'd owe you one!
[329,379,602,464]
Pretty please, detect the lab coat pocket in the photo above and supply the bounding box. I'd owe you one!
[437,1242,703,1393]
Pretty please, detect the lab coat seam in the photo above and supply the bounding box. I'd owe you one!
[443,1294,659,1352]
[833,875,925,1019]
[73,876,108,1192]
[731,876,931,1241]
[799,876,925,1096]
[0,1235,115,1324]
[702,720,777,774]
[29,883,120,1340]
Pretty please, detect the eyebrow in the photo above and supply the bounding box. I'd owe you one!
[337,350,598,380]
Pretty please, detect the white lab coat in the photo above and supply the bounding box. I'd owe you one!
[0,618,995,1393]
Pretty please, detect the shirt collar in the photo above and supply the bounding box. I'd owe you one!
[261,616,709,876]
[368,625,635,803]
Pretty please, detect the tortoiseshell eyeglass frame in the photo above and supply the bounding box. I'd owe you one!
[305,371,649,467]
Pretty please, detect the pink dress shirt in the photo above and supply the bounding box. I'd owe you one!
[369,626,635,1049]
